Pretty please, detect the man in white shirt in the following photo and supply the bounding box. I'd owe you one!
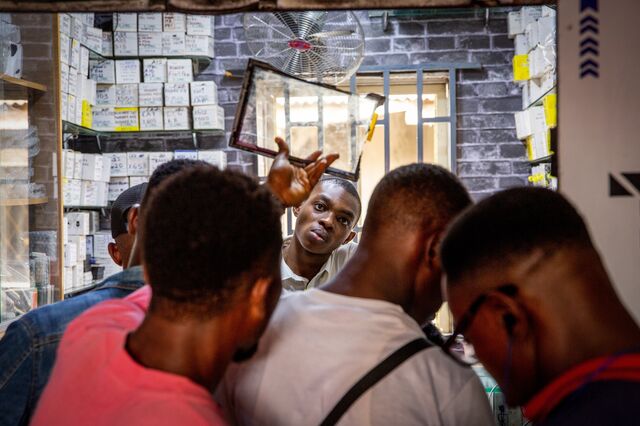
[221,164,494,426]
[281,177,361,291]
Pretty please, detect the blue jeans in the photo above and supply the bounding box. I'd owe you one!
[0,266,144,426]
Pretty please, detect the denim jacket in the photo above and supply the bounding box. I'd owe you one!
[0,266,144,426]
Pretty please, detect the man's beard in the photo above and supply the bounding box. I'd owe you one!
[232,343,259,363]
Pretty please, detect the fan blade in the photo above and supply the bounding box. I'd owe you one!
[307,30,355,39]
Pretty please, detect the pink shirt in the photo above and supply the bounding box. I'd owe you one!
[31,286,226,426]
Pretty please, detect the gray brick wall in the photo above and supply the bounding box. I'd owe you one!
[202,9,528,198]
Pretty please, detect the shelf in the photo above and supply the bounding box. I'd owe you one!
[0,74,48,92]
[529,154,554,165]
[64,282,100,298]
[524,84,556,110]
[64,205,108,210]
[87,47,213,71]
[63,121,225,138]
[0,197,49,206]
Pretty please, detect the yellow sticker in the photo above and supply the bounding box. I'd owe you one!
[543,93,557,128]
[526,136,534,160]
[513,54,530,81]
[114,107,139,132]
[81,101,92,129]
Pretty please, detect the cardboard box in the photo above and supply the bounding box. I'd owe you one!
[198,150,226,169]
[73,152,84,179]
[67,211,91,235]
[114,107,139,131]
[129,176,149,187]
[164,107,191,130]
[64,243,78,267]
[75,95,83,125]
[92,107,116,131]
[537,16,555,46]
[67,94,77,124]
[185,35,214,58]
[138,32,163,56]
[164,83,190,106]
[61,93,69,121]
[148,151,173,174]
[167,59,193,82]
[63,149,75,179]
[138,13,163,32]
[81,153,104,181]
[81,180,99,206]
[105,152,128,177]
[525,22,539,49]
[102,31,113,57]
[187,15,213,36]
[96,182,109,206]
[64,267,73,290]
[85,234,94,257]
[174,150,198,160]
[59,14,71,36]
[162,32,185,56]
[508,11,523,38]
[515,34,528,56]
[140,107,164,131]
[521,6,542,27]
[60,63,70,94]
[163,13,186,32]
[108,176,129,201]
[190,81,218,105]
[93,232,112,258]
[70,39,81,69]
[63,178,82,205]
[69,235,87,262]
[115,84,139,107]
[138,83,163,106]
[85,26,103,54]
[541,5,556,18]
[70,17,83,42]
[81,99,92,129]
[99,157,111,182]
[89,59,116,84]
[60,33,71,65]
[80,77,97,105]
[113,13,137,32]
[114,31,138,56]
[143,58,167,83]
[193,105,224,130]
[67,68,78,97]
[127,152,149,176]
[79,46,90,77]
[96,84,116,106]
[515,110,532,140]
[115,59,141,84]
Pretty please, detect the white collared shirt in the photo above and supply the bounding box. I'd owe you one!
[280,238,358,291]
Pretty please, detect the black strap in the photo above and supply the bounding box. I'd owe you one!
[319,338,432,426]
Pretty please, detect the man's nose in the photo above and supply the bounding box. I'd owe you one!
[318,214,335,230]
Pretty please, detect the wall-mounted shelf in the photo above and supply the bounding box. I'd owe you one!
[524,84,556,110]
[528,154,554,165]
[63,205,108,210]
[62,120,225,138]
[86,46,213,72]
[64,281,100,298]
[0,74,48,92]
[0,197,49,207]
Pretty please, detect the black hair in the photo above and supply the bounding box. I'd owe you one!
[319,176,362,218]
[142,166,283,319]
[363,163,472,234]
[441,187,593,283]
[141,159,211,209]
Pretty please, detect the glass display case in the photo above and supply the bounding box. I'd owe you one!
[0,14,61,327]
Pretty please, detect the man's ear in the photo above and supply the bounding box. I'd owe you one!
[247,276,275,326]
[424,231,443,270]
[292,206,301,217]
[108,242,123,266]
[127,207,140,236]
[343,230,357,245]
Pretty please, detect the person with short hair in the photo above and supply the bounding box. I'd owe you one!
[107,183,147,268]
[440,187,640,425]
[282,176,362,291]
[220,163,494,426]
[31,141,337,426]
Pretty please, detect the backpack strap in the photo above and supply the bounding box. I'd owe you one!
[319,338,432,426]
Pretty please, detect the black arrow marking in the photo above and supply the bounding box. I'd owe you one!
[580,37,599,48]
[622,173,640,192]
[581,68,599,78]
[580,15,599,26]
[580,24,599,35]
[610,174,632,196]
[580,59,599,68]
[580,0,598,12]
[580,46,599,56]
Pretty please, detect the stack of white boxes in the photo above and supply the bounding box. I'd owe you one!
[83,13,220,132]
[59,13,101,127]
[64,210,101,293]
[508,5,558,189]
[61,150,111,207]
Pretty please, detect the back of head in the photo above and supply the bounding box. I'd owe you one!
[141,159,211,209]
[362,163,471,238]
[441,187,593,284]
[142,166,283,319]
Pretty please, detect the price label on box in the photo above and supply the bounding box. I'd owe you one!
[163,13,186,32]
[162,32,186,56]
[90,59,115,84]
[164,107,190,130]
[115,84,139,107]
[105,153,128,177]
[115,59,141,84]
[138,13,163,32]
[140,107,164,131]
[193,105,224,130]
[164,83,190,106]
[167,59,193,83]
[127,152,149,176]
[138,32,163,56]
[149,152,173,174]
[114,31,138,56]
[190,81,218,105]
[114,107,139,131]
[139,83,163,106]
[143,58,167,83]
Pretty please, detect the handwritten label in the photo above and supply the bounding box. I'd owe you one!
[138,13,162,32]
[127,152,149,176]
[140,107,164,131]
[138,83,163,106]
[70,17,83,41]
[67,94,77,124]
[163,13,186,32]
[167,59,193,83]
[96,84,116,106]
[143,58,166,83]
[108,177,129,201]
[67,69,78,97]
[79,46,90,77]
[60,34,71,64]
[162,32,185,56]
[115,59,140,84]
[163,107,190,130]
[185,35,214,58]
[198,151,226,168]
[102,32,113,57]
[61,91,69,121]
[148,152,173,174]
[190,81,217,105]
[138,32,162,56]
[114,31,138,56]
[113,13,137,32]
[187,15,212,36]
[193,105,224,130]
[115,84,138,107]
[70,39,80,69]
[59,14,71,36]
[105,153,128,177]
[81,181,99,206]
[60,64,69,93]
[164,83,190,106]
[89,59,115,83]
[92,107,115,131]
[84,26,103,54]
[174,150,198,160]
[114,107,139,131]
